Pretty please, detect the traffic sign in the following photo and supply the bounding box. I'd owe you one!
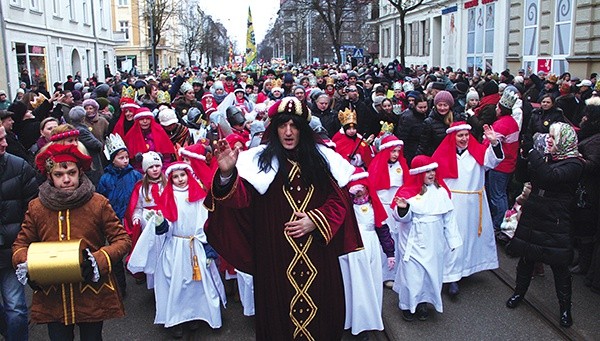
[352,48,364,58]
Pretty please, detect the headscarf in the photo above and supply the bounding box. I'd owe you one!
[548,122,581,161]
[159,162,206,222]
[432,122,486,179]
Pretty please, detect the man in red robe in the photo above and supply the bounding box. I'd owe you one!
[205,97,362,340]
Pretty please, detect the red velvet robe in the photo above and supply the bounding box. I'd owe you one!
[205,160,362,340]
[332,131,374,168]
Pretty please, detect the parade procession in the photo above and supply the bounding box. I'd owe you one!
[0,0,600,340]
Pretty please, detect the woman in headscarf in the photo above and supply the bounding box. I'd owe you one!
[506,122,584,328]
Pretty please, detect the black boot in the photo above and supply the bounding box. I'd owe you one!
[554,267,573,328]
[507,258,533,308]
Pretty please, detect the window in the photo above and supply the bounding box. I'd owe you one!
[86,49,92,77]
[52,0,60,15]
[553,0,573,74]
[99,0,105,28]
[484,4,495,53]
[56,47,64,81]
[83,0,88,24]
[30,0,40,11]
[382,27,391,58]
[119,21,130,40]
[466,4,494,73]
[10,0,22,6]
[411,22,419,56]
[69,0,75,20]
[118,0,128,5]
[421,20,430,56]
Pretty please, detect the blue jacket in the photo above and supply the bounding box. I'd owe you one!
[97,164,142,221]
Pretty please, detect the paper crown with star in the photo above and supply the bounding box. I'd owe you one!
[338,108,357,127]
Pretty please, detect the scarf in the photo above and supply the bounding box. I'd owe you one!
[38,174,95,211]
[549,122,582,161]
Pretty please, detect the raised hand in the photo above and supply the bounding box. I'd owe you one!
[483,124,498,145]
[393,196,408,209]
[214,138,240,177]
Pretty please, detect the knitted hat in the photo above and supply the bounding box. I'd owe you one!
[482,80,499,96]
[134,107,154,120]
[68,106,86,124]
[434,90,455,107]
[158,108,178,126]
[96,97,110,110]
[82,98,99,110]
[141,151,162,173]
[466,89,479,101]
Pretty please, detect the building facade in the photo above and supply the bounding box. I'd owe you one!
[112,0,184,74]
[374,0,600,77]
[375,0,509,74]
[1,0,116,98]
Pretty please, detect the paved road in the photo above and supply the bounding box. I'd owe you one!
[25,244,598,340]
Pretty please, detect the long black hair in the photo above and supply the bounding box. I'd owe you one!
[258,113,332,191]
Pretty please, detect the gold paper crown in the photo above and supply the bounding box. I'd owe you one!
[156,90,171,104]
[246,77,254,86]
[272,78,283,89]
[595,80,600,92]
[380,121,394,134]
[30,93,48,109]
[121,86,136,100]
[160,70,170,81]
[315,69,324,77]
[326,78,335,86]
[338,108,357,127]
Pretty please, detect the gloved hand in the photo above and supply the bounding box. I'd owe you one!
[145,210,168,235]
[387,257,396,271]
[349,154,363,167]
[26,274,41,291]
[81,249,94,283]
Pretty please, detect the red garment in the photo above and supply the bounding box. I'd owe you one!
[332,132,374,168]
[367,136,409,191]
[391,155,451,209]
[488,114,519,174]
[124,181,160,250]
[204,161,362,340]
[474,93,500,117]
[347,168,387,226]
[159,166,206,222]
[256,92,269,104]
[124,119,176,157]
[432,124,486,179]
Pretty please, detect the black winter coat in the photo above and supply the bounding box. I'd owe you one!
[396,107,426,164]
[415,109,452,157]
[311,104,340,138]
[0,153,38,268]
[521,106,566,153]
[507,150,584,266]
[572,131,600,237]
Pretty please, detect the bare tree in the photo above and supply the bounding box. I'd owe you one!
[385,0,425,67]
[142,0,181,68]
[180,4,205,66]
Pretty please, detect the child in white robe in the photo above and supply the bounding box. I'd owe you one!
[392,155,462,321]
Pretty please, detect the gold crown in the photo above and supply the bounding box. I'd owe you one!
[30,93,48,109]
[272,78,283,89]
[160,70,170,81]
[338,108,357,127]
[157,90,171,104]
[380,121,394,134]
[121,86,136,99]
[315,69,323,77]
[326,78,335,86]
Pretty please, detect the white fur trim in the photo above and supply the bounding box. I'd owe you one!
[121,103,140,109]
[379,139,404,150]
[236,144,355,195]
[178,148,206,161]
[446,124,472,134]
[409,162,438,175]
[165,163,193,177]
[134,112,154,120]
[349,171,369,182]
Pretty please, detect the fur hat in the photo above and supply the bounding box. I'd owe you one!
[82,98,99,110]
[158,108,178,126]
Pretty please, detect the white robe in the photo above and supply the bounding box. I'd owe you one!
[235,270,255,316]
[443,145,502,282]
[153,189,225,328]
[377,161,405,282]
[392,185,462,313]
[339,202,384,335]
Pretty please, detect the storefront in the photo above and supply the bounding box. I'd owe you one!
[15,43,48,90]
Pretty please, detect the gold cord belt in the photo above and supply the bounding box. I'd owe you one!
[174,235,202,281]
[450,187,484,236]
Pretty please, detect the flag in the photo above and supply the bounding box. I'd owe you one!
[245,7,257,65]
[228,42,234,67]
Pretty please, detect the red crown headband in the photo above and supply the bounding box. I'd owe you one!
[50,129,80,142]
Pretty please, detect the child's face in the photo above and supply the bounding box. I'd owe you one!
[112,150,130,169]
[146,164,162,179]
[171,169,188,188]
[423,169,436,185]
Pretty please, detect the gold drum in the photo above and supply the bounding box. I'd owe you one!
[27,239,84,285]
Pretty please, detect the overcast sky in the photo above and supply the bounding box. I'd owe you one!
[199,0,280,53]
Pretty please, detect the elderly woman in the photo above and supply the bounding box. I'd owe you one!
[506,122,584,328]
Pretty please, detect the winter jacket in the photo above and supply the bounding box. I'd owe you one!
[0,153,38,268]
[572,131,600,237]
[489,114,520,174]
[507,150,583,266]
[555,93,582,125]
[395,107,426,164]
[521,106,567,153]
[415,109,453,157]
[97,164,143,221]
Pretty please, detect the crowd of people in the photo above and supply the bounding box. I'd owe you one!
[1,60,600,339]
